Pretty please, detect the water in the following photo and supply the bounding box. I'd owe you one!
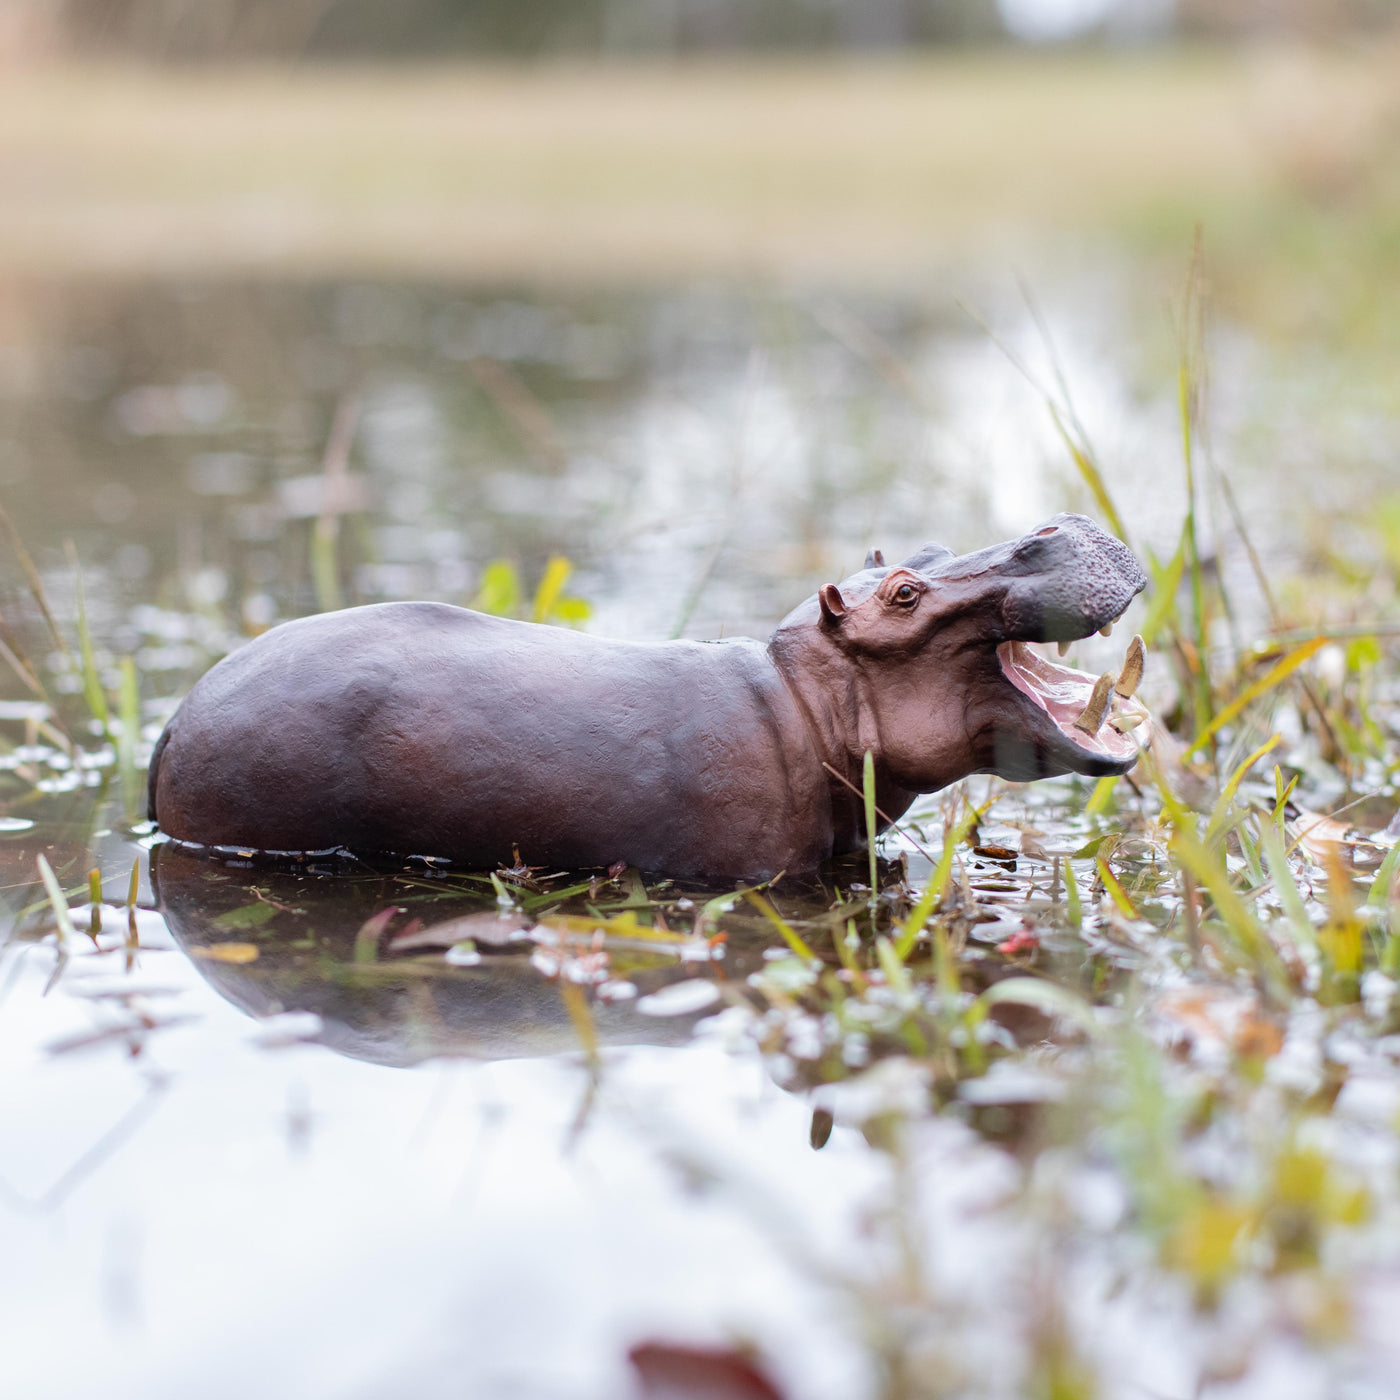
[2,270,1398,1398]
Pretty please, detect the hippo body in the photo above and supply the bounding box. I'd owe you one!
[150,513,1150,881]
[151,604,830,879]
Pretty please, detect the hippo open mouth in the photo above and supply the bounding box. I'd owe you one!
[997,634,1149,768]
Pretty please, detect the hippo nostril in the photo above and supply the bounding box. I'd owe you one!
[1034,526,1058,537]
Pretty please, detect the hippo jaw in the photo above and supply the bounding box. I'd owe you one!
[989,637,1149,780]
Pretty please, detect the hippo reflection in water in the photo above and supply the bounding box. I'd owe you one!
[149,514,1149,882]
[152,846,733,1067]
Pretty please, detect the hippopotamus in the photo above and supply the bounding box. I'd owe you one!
[148,512,1149,881]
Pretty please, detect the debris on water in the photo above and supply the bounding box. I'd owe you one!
[0,816,36,832]
[388,910,532,951]
[530,942,610,984]
[972,844,1018,866]
[995,926,1040,958]
[444,940,482,966]
[628,1341,787,1400]
[635,979,723,1017]
[597,978,638,1002]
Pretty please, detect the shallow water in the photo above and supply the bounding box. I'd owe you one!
[2,271,1398,1398]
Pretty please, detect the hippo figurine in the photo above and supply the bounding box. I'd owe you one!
[148,513,1149,882]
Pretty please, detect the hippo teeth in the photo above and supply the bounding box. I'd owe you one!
[1072,672,1115,735]
[1098,622,1114,638]
[1115,634,1145,698]
[997,641,1149,764]
[1057,640,1070,657]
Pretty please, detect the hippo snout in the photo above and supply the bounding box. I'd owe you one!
[996,514,1147,643]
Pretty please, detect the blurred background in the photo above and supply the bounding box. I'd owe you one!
[5,8,1400,1400]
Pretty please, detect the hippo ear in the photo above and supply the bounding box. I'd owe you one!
[864,548,886,570]
[898,542,955,572]
[818,584,847,627]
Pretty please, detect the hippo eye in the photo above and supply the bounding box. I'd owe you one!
[892,583,918,606]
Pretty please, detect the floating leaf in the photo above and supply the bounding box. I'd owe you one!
[213,902,278,931]
[978,976,1098,1034]
[192,942,260,964]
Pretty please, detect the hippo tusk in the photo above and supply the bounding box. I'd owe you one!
[1098,621,1114,638]
[1073,672,1115,735]
[1114,634,1145,698]
[1057,640,1070,657]
[1110,711,1147,733]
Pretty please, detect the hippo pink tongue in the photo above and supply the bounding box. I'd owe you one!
[997,641,1148,763]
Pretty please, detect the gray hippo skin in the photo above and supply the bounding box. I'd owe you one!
[149,513,1149,881]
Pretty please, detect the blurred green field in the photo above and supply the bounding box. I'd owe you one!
[2,47,1399,336]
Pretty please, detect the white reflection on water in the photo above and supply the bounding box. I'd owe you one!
[0,926,882,1400]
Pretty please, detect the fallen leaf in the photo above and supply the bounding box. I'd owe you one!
[629,1342,787,1400]
[387,910,532,951]
[1292,808,1385,869]
[212,903,277,931]
[191,942,260,964]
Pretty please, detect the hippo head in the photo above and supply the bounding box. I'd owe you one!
[769,513,1150,798]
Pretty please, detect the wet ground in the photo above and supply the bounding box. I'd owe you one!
[3,271,1400,1398]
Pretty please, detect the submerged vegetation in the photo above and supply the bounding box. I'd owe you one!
[3,258,1400,1398]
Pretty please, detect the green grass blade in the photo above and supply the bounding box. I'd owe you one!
[1259,823,1315,950]
[532,555,573,623]
[1065,858,1083,929]
[36,853,80,950]
[862,749,878,896]
[1369,839,1400,910]
[745,893,818,963]
[117,656,142,822]
[0,497,71,659]
[66,543,111,739]
[472,560,521,617]
[1140,525,1189,646]
[1046,401,1127,544]
[1085,775,1118,816]
[1186,639,1328,756]
[874,935,912,997]
[894,806,976,961]
[1206,733,1282,842]
[310,516,342,613]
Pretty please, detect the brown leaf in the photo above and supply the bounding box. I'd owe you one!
[629,1342,787,1400]
[1293,808,1385,869]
